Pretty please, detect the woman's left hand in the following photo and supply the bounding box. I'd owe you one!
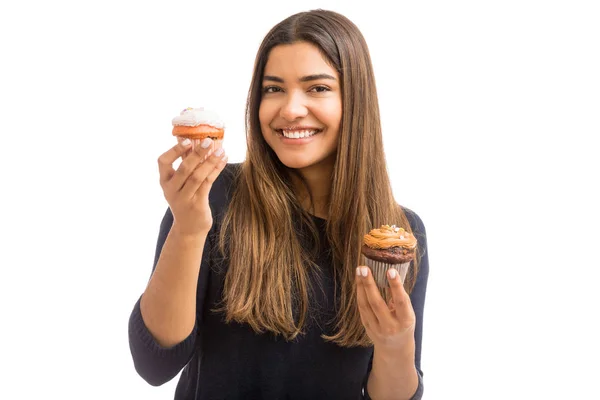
[356,266,416,351]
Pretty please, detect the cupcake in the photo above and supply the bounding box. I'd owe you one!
[172,107,225,154]
[361,224,417,287]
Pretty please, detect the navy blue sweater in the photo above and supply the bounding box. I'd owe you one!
[128,163,428,399]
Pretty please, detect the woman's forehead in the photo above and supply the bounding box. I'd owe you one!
[263,42,337,79]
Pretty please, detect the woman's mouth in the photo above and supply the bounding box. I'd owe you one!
[276,128,323,140]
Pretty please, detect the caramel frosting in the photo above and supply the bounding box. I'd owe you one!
[363,224,417,250]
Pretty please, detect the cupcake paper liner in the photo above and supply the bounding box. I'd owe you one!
[364,258,411,288]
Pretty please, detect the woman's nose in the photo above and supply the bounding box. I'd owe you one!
[279,91,308,121]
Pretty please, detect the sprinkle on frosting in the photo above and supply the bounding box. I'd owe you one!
[363,224,417,250]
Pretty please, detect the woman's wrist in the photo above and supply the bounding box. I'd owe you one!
[367,340,418,399]
[373,341,416,370]
[170,223,210,242]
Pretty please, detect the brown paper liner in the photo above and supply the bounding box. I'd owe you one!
[364,258,411,288]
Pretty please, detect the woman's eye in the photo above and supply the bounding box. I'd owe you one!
[310,85,330,93]
[263,86,282,93]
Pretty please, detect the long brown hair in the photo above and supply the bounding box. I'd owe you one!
[218,9,419,347]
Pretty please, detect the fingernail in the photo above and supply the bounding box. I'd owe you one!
[182,138,191,146]
[360,267,368,277]
[201,138,212,148]
[356,267,361,276]
[388,268,397,280]
[214,147,225,157]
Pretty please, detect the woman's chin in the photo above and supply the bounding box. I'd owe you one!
[275,152,336,172]
[278,158,313,170]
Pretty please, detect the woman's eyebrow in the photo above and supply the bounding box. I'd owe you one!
[300,73,336,82]
[263,73,336,83]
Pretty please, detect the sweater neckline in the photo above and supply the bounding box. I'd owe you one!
[309,213,327,223]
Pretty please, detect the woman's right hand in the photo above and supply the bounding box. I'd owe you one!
[157,138,228,236]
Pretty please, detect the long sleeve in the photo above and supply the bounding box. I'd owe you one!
[128,208,213,386]
[363,208,429,400]
[407,209,429,377]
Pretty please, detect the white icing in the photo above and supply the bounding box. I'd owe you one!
[172,107,225,128]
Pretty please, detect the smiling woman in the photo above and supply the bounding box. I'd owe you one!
[128,8,429,400]
[259,41,342,173]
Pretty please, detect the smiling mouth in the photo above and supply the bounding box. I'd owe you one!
[275,128,323,139]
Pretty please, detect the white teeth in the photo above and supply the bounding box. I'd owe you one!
[281,129,319,139]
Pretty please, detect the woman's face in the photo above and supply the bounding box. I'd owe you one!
[259,41,342,172]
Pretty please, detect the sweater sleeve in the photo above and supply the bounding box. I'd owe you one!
[128,207,214,386]
[406,208,429,376]
[363,208,429,400]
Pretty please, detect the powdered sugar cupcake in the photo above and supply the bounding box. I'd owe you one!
[172,107,225,155]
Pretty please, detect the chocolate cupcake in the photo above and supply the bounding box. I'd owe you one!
[362,224,417,287]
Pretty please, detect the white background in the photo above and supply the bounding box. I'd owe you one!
[1,0,599,399]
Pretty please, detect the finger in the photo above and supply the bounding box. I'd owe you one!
[358,266,396,327]
[195,153,228,200]
[387,267,413,314]
[356,267,379,331]
[167,145,210,192]
[193,137,216,162]
[158,139,193,185]
[180,148,227,200]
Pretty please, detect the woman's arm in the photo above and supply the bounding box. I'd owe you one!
[367,344,421,400]
[128,209,213,386]
[128,141,228,386]
[140,221,208,348]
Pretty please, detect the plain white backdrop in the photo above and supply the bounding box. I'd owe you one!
[1,0,599,399]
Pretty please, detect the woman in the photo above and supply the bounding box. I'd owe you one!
[129,9,429,400]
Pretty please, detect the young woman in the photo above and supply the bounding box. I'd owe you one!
[129,9,429,400]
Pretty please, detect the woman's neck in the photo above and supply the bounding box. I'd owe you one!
[292,158,335,219]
